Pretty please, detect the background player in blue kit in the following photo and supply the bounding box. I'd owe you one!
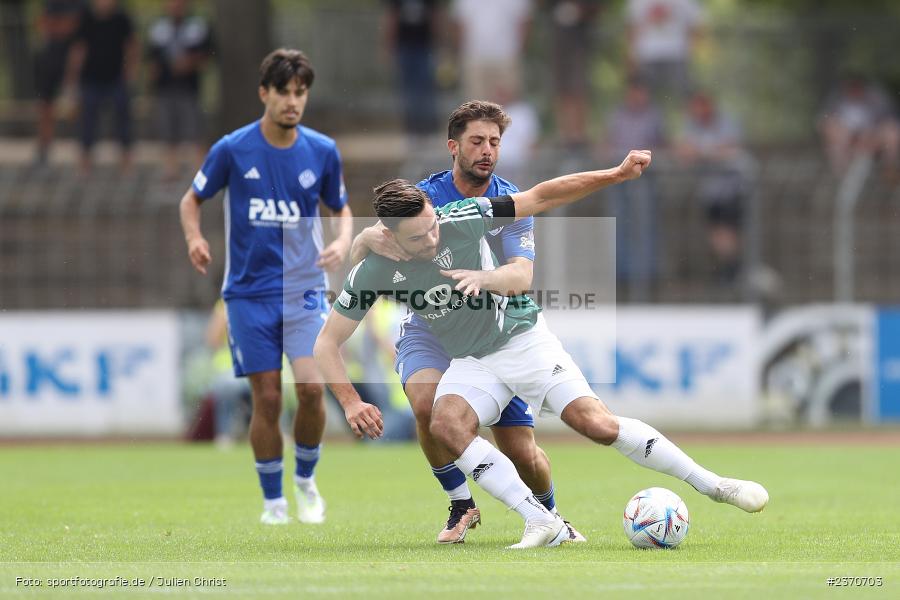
[350,101,583,543]
[179,49,353,525]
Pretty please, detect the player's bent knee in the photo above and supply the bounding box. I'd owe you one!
[295,383,324,405]
[407,392,434,426]
[404,383,438,424]
[251,392,282,424]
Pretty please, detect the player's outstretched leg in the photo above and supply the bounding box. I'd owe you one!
[430,391,568,549]
[292,359,327,524]
[405,371,480,544]
[249,370,289,525]
[560,397,769,513]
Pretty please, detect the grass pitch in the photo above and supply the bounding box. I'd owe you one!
[1,439,898,598]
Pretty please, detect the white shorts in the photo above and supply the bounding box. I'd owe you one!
[435,315,598,426]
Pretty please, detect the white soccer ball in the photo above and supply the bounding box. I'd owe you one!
[622,487,690,549]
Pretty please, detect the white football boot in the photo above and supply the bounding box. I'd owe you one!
[712,478,769,512]
[260,498,290,525]
[295,480,326,524]
[507,516,569,549]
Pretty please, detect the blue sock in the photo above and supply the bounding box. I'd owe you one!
[255,457,283,500]
[294,443,321,479]
[535,482,556,511]
[432,462,466,491]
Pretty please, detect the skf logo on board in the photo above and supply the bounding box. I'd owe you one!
[0,346,153,399]
[248,198,301,228]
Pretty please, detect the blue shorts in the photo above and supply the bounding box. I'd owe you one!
[395,326,534,428]
[225,294,327,377]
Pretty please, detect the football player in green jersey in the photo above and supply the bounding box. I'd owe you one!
[316,150,769,548]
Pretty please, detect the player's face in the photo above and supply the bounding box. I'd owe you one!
[393,204,441,261]
[450,120,501,186]
[259,79,308,130]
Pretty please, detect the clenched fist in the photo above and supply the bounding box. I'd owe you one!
[618,150,652,181]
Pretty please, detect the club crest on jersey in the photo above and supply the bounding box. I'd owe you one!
[248,197,301,228]
[432,247,453,269]
[298,169,317,189]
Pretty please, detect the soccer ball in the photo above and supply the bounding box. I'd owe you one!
[622,487,690,549]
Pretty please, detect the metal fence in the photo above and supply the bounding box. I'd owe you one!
[2,146,899,310]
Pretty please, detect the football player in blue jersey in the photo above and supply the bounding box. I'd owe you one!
[179,49,352,525]
[349,101,584,543]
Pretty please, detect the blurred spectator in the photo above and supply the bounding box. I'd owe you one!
[547,0,600,151]
[147,0,213,181]
[451,0,532,103]
[382,0,440,145]
[33,0,83,166]
[626,0,704,104]
[1,0,31,99]
[604,77,665,299]
[494,85,540,187]
[819,73,900,177]
[203,300,251,448]
[676,91,751,285]
[65,0,138,174]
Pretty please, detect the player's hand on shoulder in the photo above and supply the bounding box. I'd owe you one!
[367,224,412,262]
[187,236,211,275]
[618,149,652,181]
[344,400,384,440]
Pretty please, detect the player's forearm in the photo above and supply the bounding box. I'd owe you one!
[483,260,533,296]
[522,167,624,216]
[179,190,203,242]
[331,204,354,243]
[313,338,362,409]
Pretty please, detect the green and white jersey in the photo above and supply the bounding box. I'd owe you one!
[334,197,540,358]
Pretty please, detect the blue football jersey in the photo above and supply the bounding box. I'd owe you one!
[193,121,347,300]
[400,170,536,337]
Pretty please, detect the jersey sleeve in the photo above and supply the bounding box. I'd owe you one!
[192,136,230,200]
[499,216,536,261]
[333,259,382,321]
[319,144,348,211]
[436,197,488,241]
[437,196,516,241]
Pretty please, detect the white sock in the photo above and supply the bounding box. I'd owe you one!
[612,416,721,496]
[446,481,472,501]
[513,495,555,523]
[263,497,287,511]
[455,436,536,512]
[294,475,317,491]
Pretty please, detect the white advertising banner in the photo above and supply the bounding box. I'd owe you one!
[543,307,760,429]
[0,311,181,436]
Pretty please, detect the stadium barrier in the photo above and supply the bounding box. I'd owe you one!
[538,306,761,431]
[0,311,181,437]
[4,305,898,437]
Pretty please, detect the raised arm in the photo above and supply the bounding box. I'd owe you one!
[510,150,651,218]
[313,311,384,439]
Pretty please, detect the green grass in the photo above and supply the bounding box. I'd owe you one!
[1,441,898,598]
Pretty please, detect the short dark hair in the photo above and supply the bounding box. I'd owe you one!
[373,179,431,230]
[447,100,511,141]
[259,48,315,91]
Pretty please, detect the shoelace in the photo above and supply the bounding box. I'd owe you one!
[445,504,470,529]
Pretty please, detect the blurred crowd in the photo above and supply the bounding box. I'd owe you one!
[15,0,897,297]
